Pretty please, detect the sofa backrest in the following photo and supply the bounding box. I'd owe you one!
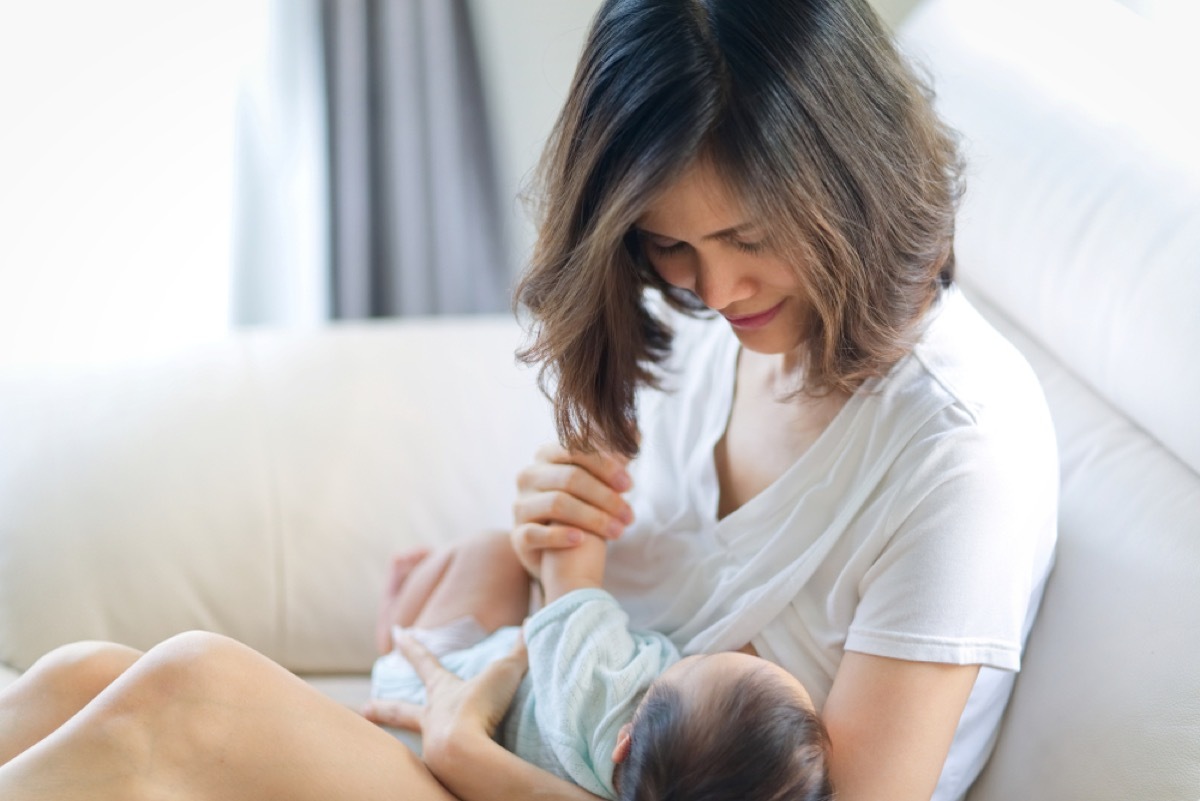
[900,1,1200,798]
[0,319,554,674]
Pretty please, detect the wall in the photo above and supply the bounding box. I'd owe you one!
[467,0,923,278]
[466,0,600,281]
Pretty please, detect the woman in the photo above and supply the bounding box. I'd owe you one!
[0,1,1056,800]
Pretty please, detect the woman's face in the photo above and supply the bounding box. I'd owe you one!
[634,161,807,356]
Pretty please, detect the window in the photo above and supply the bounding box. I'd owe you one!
[0,1,268,366]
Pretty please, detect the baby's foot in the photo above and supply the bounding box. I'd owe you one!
[387,548,433,593]
[375,547,433,653]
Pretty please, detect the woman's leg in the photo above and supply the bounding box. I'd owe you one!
[0,631,458,801]
[0,641,141,767]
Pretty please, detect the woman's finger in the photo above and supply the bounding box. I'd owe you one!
[499,631,528,672]
[532,443,633,492]
[477,649,528,702]
[467,634,531,733]
[476,638,528,692]
[395,634,453,685]
[525,463,635,524]
[510,523,583,577]
[361,699,424,731]
[512,522,585,551]
[514,490,627,541]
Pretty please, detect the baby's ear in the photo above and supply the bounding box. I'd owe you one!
[611,722,634,764]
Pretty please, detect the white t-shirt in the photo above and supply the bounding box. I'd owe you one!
[603,287,1058,801]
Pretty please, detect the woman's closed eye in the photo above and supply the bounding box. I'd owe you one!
[728,238,766,254]
[639,232,767,257]
[638,231,687,257]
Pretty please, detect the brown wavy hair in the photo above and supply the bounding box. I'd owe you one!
[515,0,964,457]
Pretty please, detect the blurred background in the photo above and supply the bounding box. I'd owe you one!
[0,0,1193,366]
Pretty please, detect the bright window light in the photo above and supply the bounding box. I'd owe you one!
[0,1,268,367]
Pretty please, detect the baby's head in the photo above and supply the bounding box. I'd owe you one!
[612,651,833,801]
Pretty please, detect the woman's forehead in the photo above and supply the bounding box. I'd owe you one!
[635,161,754,237]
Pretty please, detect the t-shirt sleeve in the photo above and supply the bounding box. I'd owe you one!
[844,410,1058,671]
[523,588,680,798]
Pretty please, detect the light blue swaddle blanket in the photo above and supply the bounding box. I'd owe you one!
[371,587,680,799]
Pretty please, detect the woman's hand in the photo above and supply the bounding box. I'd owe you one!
[511,443,635,578]
[362,633,529,766]
[366,634,603,801]
[365,634,604,801]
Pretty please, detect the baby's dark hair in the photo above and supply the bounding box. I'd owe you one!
[616,669,834,801]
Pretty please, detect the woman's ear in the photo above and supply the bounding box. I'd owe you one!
[612,722,634,764]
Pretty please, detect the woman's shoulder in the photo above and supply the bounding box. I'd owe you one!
[895,287,1052,433]
[854,289,1059,522]
[851,286,1057,499]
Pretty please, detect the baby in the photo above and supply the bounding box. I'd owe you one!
[370,533,834,801]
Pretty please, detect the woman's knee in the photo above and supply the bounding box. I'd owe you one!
[10,634,268,797]
[133,630,255,697]
[27,641,142,701]
[104,632,270,752]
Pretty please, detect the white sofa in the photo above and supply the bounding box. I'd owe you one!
[1,0,1197,798]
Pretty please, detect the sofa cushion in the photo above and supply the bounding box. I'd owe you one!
[964,291,1200,801]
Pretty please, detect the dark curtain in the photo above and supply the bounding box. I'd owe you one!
[321,0,507,318]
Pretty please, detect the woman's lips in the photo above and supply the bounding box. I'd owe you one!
[723,300,784,330]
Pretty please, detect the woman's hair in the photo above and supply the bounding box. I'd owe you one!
[516,0,964,457]
[615,670,834,801]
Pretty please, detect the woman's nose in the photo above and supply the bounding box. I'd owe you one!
[693,254,755,312]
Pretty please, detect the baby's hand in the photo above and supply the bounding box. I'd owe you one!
[539,531,608,604]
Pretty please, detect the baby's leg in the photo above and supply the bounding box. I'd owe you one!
[378,531,530,653]
[411,531,531,632]
[377,548,436,653]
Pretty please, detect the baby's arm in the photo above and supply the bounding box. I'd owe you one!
[539,533,608,604]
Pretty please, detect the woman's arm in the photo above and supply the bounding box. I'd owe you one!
[432,732,605,801]
[821,652,980,801]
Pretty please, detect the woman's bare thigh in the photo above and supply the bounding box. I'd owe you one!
[0,641,141,767]
[0,632,457,801]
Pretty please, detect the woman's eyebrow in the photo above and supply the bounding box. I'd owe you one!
[636,222,758,241]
